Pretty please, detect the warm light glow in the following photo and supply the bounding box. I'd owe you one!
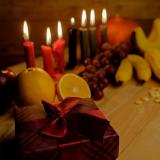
[46,27,51,45]
[58,21,63,39]
[90,9,95,26]
[81,9,87,27]
[102,8,107,24]
[23,20,29,41]
[71,17,75,26]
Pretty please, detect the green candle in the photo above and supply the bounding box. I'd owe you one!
[79,9,89,63]
[100,8,107,44]
[89,9,97,59]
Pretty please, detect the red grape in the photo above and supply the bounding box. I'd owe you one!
[92,59,101,69]
[90,76,99,83]
[84,58,92,66]
[103,50,113,59]
[101,43,112,51]
[88,81,99,94]
[85,64,96,73]
[95,69,106,80]
[92,88,104,101]
[99,83,105,90]
[100,57,110,67]
[103,78,109,88]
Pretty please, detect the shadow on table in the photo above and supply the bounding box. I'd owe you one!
[0,138,19,160]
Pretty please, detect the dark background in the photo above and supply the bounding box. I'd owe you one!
[0,0,160,68]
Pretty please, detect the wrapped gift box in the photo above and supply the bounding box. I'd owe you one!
[15,98,119,160]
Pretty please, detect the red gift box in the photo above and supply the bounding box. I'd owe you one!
[15,98,119,160]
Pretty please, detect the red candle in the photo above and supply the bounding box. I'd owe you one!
[23,21,35,68]
[52,21,65,73]
[41,27,56,79]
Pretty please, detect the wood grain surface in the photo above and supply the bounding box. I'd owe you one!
[1,59,160,159]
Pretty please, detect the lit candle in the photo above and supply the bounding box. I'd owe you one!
[52,21,65,73]
[68,17,77,69]
[23,21,35,68]
[41,27,56,79]
[100,8,107,44]
[79,9,89,63]
[89,9,97,59]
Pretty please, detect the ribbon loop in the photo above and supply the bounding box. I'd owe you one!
[41,97,109,140]
[42,101,61,118]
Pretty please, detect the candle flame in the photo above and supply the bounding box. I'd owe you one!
[46,27,51,45]
[71,17,75,26]
[23,20,29,41]
[90,9,95,26]
[81,9,87,27]
[102,8,107,24]
[58,21,63,39]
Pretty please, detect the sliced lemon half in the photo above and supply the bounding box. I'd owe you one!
[57,73,91,100]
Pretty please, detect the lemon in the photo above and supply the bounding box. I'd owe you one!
[57,73,91,100]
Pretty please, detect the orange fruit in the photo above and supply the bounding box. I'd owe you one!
[15,67,56,106]
[57,73,91,100]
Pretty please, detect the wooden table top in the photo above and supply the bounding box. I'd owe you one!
[1,57,160,160]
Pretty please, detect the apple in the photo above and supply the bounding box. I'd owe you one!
[97,15,139,45]
[14,67,56,107]
[0,70,16,114]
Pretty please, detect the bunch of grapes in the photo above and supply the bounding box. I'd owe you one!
[80,41,130,100]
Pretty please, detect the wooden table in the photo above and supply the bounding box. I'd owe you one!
[1,58,160,160]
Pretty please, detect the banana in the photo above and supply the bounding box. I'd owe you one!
[148,18,160,41]
[144,48,160,80]
[127,54,152,82]
[133,18,160,81]
[134,27,150,51]
[115,58,133,83]
[134,26,160,52]
[134,18,160,55]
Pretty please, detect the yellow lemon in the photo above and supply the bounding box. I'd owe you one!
[15,67,56,106]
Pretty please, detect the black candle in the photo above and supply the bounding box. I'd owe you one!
[79,9,89,63]
[100,8,107,44]
[68,17,77,69]
[89,9,97,59]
